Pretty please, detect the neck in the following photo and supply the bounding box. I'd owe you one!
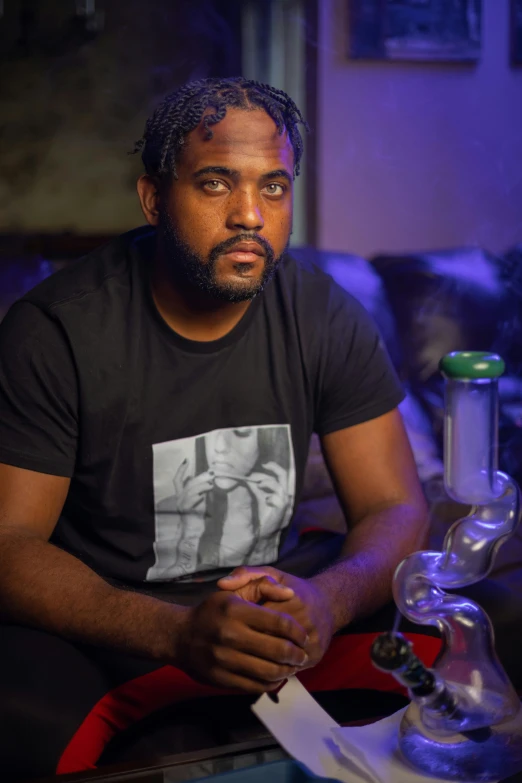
[150,247,252,342]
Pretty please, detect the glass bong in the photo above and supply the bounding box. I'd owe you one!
[371,352,522,781]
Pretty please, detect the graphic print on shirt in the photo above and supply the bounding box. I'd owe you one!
[147,424,296,581]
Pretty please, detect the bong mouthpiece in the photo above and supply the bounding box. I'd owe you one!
[371,631,411,669]
[371,631,463,724]
[371,631,437,697]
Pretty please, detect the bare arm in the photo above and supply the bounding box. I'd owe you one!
[0,463,187,660]
[311,408,429,631]
[0,463,308,691]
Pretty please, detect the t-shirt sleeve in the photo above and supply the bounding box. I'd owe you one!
[0,302,78,476]
[315,284,405,436]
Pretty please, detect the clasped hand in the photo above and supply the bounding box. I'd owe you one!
[175,566,334,694]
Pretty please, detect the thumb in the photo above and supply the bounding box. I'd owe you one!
[235,576,294,604]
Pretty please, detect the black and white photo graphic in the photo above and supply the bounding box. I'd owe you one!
[147,424,296,581]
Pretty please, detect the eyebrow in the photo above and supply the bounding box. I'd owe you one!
[262,169,293,185]
[193,166,240,180]
[192,166,293,184]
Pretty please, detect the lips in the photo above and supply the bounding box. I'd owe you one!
[212,460,234,471]
[225,242,264,255]
[223,242,265,262]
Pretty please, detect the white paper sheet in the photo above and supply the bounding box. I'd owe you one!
[252,676,361,781]
[252,677,498,783]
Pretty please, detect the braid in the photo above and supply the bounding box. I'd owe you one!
[132,77,309,180]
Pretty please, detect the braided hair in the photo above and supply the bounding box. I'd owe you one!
[132,77,308,181]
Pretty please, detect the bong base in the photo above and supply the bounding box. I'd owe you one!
[400,703,522,782]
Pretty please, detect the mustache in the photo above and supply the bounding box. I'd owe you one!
[209,233,275,263]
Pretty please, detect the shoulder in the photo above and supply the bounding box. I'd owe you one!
[19,226,154,315]
[277,250,372,327]
[0,300,67,358]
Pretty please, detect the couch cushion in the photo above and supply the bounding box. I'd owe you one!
[372,247,522,483]
[371,247,516,384]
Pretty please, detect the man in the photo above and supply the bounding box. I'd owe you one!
[0,78,433,780]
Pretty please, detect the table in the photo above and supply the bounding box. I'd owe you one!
[30,725,522,783]
[32,737,289,783]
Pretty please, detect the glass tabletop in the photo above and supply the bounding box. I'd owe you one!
[34,738,288,783]
[159,746,287,783]
[32,733,522,783]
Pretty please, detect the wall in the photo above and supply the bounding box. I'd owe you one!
[317,0,522,257]
[0,0,240,234]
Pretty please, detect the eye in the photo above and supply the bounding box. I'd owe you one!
[233,428,253,438]
[263,182,286,198]
[203,179,228,193]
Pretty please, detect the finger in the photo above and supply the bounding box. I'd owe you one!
[256,479,278,493]
[188,472,215,488]
[185,486,213,505]
[214,647,298,684]
[261,462,287,481]
[235,576,294,604]
[185,483,213,507]
[235,602,308,649]
[262,598,316,637]
[218,566,281,590]
[173,459,188,491]
[205,667,283,695]
[219,622,308,667]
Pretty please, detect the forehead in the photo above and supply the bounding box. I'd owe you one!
[180,108,294,173]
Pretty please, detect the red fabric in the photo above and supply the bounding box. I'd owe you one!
[56,669,228,774]
[299,526,329,536]
[298,632,441,693]
[57,631,442,775]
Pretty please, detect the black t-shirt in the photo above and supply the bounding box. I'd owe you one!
[0,227,403,585]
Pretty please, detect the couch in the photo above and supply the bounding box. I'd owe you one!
[1,240,522,767]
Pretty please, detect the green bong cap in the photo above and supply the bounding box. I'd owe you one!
[439,351,505,380]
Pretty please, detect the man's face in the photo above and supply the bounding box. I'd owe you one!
[157,108,294,302]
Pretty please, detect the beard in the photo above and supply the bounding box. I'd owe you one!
[158,210,287,303]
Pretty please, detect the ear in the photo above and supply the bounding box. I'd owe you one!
[137,174,161,226]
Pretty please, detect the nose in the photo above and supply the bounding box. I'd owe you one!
[214,430,231,454]
[226,187,264,232]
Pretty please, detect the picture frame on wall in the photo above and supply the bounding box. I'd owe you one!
[348,0,482,63]
[512,0,522,64]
